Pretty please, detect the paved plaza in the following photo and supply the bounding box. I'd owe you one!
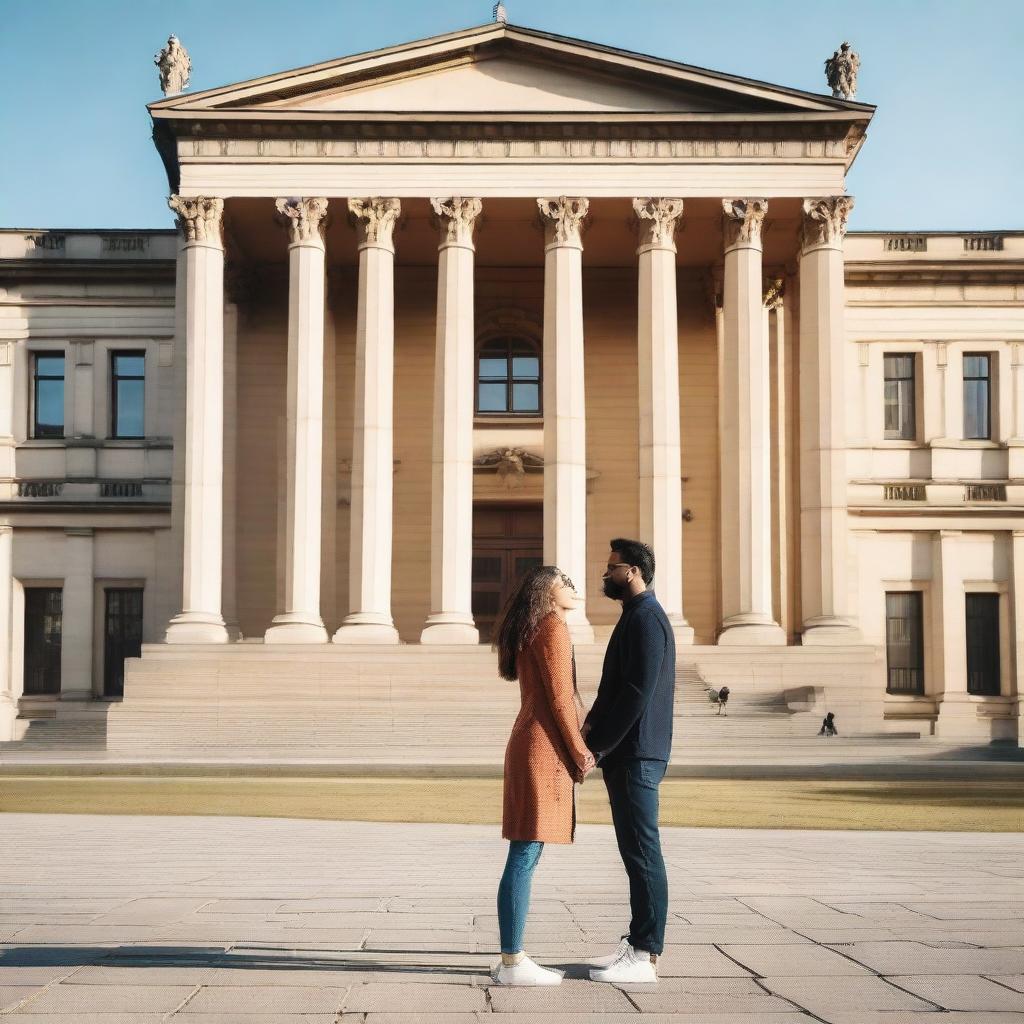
[1,815,1024,1022]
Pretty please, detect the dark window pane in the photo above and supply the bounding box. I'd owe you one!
[478,357,508,379]
[512,382,540,413]
[966,593,1000,696]
[512,356,539,379]
[36,355,65,378]
[113,354,145,377]
[114,379,145,437]
[885,591,924,695]
[964,355,989,379]
[478,382,507,412]
[24,588,62,695]
[104,588,143,698]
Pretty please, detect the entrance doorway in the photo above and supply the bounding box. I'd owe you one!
[472,504,543,643]
[103,588,143,698]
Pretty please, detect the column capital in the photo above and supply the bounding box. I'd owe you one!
[763,276,785,309]
[275,197,328,246]
[537,196,589,249]
[800,196,855,251]
[430,197,483,250]
[721,198,768,250]
[633,198,684,252]
[168,195,224,247]
[348,197,401,251]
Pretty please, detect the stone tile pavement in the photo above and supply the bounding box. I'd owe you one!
[1,814,1024,1022]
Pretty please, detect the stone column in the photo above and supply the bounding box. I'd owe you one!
[0,524,15,739]
[334,198,402,644]
[164,196,229,643]
[798,196,860,643]
[1009,344,1024,479]
[421,198,482,645]
[633,198,693,644]
[61,527,94,699]
[765,277,791,639]
[221,267,244,641]
[1012,530,1024,728]
[718,199,784,645]
[266,198,330,644]
[538,197,593,644]
[932,529,973,739]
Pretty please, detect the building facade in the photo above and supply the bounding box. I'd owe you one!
[1,22,1021,749]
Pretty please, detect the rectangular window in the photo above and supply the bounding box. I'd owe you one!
[23,588,63,695]
[883,354,916,440]
[111,351,145,438]
[885,591,924,695]
[966,593,1000,696]
[103,588,143,698]
[963,354,991,440]
[32,353,65,439]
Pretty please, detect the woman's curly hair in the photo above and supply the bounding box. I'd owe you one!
[492,565,572,681]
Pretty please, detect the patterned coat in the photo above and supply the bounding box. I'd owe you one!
[501,612,592,844]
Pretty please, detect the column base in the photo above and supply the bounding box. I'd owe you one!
[265,614,329,645]
[420,614,480,645]
[800,616,863,646]
[718,615,786,646]
[165,612,230,644]
[333,615,401,645]
[934,696,1017,743]
[0,697,18,742]
[668,616,695,646]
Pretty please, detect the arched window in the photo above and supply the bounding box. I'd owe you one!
[476,337,542,415]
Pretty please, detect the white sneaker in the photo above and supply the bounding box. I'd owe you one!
[589,942,658,983]
[589,935,630,969]
[491,954,564,986]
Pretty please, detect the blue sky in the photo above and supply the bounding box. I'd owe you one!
[1,0,1020,230]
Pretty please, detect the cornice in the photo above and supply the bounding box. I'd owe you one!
[844,260,1024,286]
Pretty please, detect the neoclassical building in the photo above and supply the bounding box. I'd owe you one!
[1,20,1021,752]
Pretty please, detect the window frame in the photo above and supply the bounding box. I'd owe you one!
[475,336,542,417]
[110,349,146,440]
[884,590,925,695]
[962,352,992,440]
[883,352,917,441]
[30,351,66,440]
[23,586,63,696]
[965,592,1001,696]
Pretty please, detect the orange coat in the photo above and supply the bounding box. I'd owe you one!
[501,612,592,844]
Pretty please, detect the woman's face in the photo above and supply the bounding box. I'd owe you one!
[550,573,582,610]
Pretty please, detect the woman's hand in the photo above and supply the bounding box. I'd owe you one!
[579,751,597,779]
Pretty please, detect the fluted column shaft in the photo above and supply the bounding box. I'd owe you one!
[718,199,784,646]
[421,198,482,644]
[538,198,594,644]
[798,196,860,643]
[633,198,693,644]
[334,198,401,644]
[266,198,330,643]
[165,196,229,643]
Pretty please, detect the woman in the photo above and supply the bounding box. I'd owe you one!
[490,566,596,987]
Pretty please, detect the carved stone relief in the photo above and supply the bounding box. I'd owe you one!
[800,196,855,250]
[633,198,685,250]
[430,197,483,247]
[537,196,589,247]
[168,196,224,245]
[721,198,768,248]
[275,197,329,244]
[348,197,402,248]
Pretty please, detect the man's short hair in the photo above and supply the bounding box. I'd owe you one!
[610,537,655,586]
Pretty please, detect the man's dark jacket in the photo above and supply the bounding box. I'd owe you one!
[583,590,675,766]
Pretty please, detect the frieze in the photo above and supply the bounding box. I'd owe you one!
[27,234,65,251]
[963,234,1004,252]
[964,483,1007,502]
[100,481,145,498]
[883,483,925,502]
[17,481,64,498]
[102,236,150,253]
[883,235,926,253]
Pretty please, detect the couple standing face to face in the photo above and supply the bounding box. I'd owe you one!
[548,551,646,614]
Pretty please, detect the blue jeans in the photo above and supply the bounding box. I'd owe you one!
[497,840,544,953]
[602,758,668,955]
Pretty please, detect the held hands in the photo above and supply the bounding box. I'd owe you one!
[579,750,597,780]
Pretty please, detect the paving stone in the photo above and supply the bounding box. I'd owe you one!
[181,985,346,1013]
[170,1016,339,1023]
[343,981,486,1011]
[91,899,213,926]
[990,975,1024,993]
[888,975,1024,1011]
[0,987,41,1012]
[0,1016,168,1024]
[832,941,1024,975]
[760,975,936,1015]
[822,1014,1024,1024]
[14,982,197,1013]
[487,977,636,1012]
[721,943,874,977]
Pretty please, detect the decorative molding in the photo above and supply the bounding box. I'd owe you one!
[476,305,542,343]
[632,198,684,250]
[762,276,785,309]
[17,481,64,498]
[168,195,224,245]
[800,196,855,250]
[155,35,191,96]
[537,196,589,247]
[963,234,1004,252]
[474,447,544,483]
[824,41,860,100]
[274,197,329,245]
[721,198,767,248]
[883,234,926,253]
[0,342,11,367]
[100,481,144,498]
[883,483,925,502]
[347,197,401,249]
[964,483,1007,502]
[430,197,483,248]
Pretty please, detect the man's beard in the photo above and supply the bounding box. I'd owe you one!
[603,577,628,600]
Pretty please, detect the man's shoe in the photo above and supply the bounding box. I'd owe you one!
[491,954,564,986]
[589,942,658,983]
[588,934,630,969]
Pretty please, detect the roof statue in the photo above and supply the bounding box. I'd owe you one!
[493,3,508,25]
[155,35,191,96]
[824,41,859,100]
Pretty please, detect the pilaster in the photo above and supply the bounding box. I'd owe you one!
[0,525,15,739]
[61,527,95,699]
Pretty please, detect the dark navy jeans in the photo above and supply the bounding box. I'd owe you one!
[601,757,668,955]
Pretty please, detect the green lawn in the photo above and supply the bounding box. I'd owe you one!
[1,777,1022,831]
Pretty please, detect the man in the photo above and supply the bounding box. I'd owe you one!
[583,538,674,984]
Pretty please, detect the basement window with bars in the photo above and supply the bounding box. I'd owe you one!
[966,593,1000,696]
[885,591,925,695]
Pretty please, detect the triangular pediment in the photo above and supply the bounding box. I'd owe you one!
[151,23,872,119]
